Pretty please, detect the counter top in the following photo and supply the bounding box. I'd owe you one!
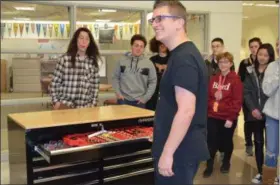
[8,105,154,130]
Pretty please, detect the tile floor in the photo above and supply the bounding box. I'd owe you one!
[1,92,258,184]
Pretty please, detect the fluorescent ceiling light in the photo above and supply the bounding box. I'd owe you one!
[99,9,117,13]
[255,4,279,7]
[95,19,111,22]
[13,17,31,21]
[242,3,254,6]
[14,7,35,11]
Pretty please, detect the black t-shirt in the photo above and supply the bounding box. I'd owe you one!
[152,41,210,163]
[150,55,169,80]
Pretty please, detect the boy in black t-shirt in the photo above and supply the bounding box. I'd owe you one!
[149,1,209,184]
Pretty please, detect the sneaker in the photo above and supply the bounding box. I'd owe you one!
[246,146,253,156]
[275,177,279,185]
[220,163,230,173]
[203,160,214,178]
[251,173,262,184]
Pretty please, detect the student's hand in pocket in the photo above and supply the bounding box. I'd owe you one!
[116,93,124,100]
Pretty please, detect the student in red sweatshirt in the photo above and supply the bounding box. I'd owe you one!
[203,52,243,178]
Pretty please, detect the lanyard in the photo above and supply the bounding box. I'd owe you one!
[217,75,226,92]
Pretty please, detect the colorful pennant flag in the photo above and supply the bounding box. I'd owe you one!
[119,25,123,39]
[60,24,65,37]
[48,24,53,37]
[66,24,70,37]
[1,23,5,39]
[94,24,99,38]
[89,24,93,33]
[36,23,41,37]
[7,23,12,37]
[129,24,133,34]
[25,23,30,34]
[31,23,35,33]
[124,24,129,34]
[13,23,19,37]
[54,24,59,37]
[19,23,24,37]
[42,24,47,37]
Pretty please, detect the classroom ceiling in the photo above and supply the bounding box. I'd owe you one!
[242,0,278,19]
[1,1,278,22]
[1,1,141,22]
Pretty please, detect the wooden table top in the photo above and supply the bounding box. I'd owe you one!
[8,105,154,130]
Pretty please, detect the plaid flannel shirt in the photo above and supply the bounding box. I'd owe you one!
[50,54,100,108]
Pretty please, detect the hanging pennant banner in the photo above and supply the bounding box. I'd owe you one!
[42,24,47,37]
[129,24,133,34]
[31,23,35,33]
[36,23,41,37]
[1,23,5,39]
[66,24,70,38]
[54,24,59,37]
[94,24,99,38]
[7,23,12,37]
[48,24,53,38]
[19,23,24,37]
[119,25,123,40]
[13,23,19,37]
[60,24,65,38]
[25,23,30,35]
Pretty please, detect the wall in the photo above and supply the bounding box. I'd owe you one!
[241,14,278,59]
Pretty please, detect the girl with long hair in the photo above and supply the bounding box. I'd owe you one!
[243,43,275,184]
[50,27,101,109]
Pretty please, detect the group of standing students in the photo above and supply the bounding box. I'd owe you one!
[48,23,278,185]
[202,37,279,185]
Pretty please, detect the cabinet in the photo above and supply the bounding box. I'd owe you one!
[12,57,41,92]
[8,105,155,185]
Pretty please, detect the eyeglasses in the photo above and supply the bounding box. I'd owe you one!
[148,15,182,25]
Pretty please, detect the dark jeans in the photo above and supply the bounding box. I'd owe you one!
[154,159,199,185]
[249,120,265,174]
[243,104,254,147]
[207,118,237,164]
[117,99,145,109]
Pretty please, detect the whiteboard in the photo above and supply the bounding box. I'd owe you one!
[98,56,106,77]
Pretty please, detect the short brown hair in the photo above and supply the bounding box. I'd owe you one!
[153,0,187,31]
[130,34,147,47]
[216,52,235,70]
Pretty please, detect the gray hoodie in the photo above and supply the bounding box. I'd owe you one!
[112,52,157,103]
[262,60,279,120]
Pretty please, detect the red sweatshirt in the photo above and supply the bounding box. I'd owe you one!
[208,71,243,121]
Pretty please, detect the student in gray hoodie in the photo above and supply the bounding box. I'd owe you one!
[112,34,157,108]
[262,39,279,185]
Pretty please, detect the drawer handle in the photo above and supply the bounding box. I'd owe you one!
[34,146,50,163]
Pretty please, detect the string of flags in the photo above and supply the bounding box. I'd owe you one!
[1,22,141,39]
